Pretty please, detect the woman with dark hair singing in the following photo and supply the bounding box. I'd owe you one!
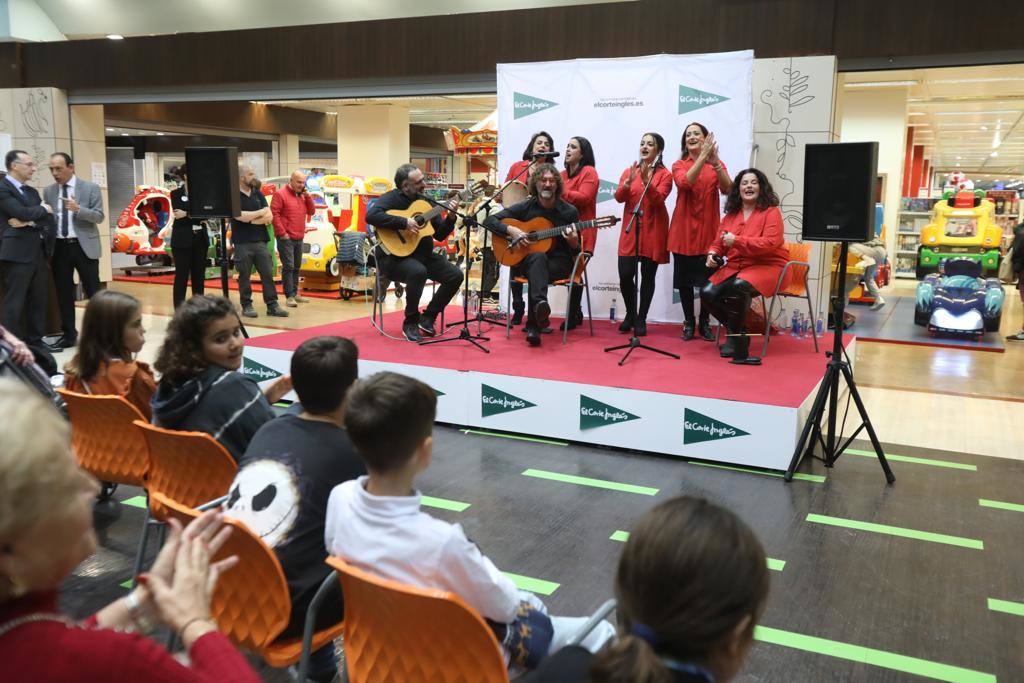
[701,168,788,361]
[669,122,733,342]
[614,132,672,337]
[560,136,599,330]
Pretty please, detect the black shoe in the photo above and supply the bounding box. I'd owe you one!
[44,340,65,353]
[618,315,633,333]
[242,305,258,318]
[267,305,289,318]
[681,321,695,341]
[525,327,541,346]
[634,319,647,337]
[560,309,584,331]
[418,315,437,338]
[534,300,551,330]
[402,321,422,342]
[511,305,524,326]
[719,338,735,358]
[699,319,716,342]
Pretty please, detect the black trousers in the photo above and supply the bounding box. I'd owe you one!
[700,275,758,334]
[234,241,279,308]
[382,250,463,323]
[173,243,208,309]
[617,256,659,322]
[518,251,573,329]
[51,239,101,338]
[1,246,49,345]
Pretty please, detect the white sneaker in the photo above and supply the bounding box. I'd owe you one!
[285,297,298,308]
[294,294,310,303]
[869,299,886,311]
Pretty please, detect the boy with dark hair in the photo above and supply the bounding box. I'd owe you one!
[226,335,363,683]
[325,371,614,672]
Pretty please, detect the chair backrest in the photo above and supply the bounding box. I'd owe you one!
[159,496,293,651]
[326,556,509,683]
[132,421,237,521]
[778,242,811,296]
[57,389,149,487]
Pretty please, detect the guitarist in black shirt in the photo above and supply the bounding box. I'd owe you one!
[366,164,462,342]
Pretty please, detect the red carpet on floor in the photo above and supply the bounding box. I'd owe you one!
[112,273,346,300]
[248,308,836,408]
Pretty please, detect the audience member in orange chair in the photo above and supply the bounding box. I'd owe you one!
[0,378,260,683]
[63,290,157,419]
[152,295,292,461]
[226,335,364,683]
[523,496,770,683]
[325,372,615,673]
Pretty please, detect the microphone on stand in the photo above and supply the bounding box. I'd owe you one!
[530,151,560,159]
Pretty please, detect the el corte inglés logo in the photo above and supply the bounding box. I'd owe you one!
[481,384,536,417]
[596,179,618,204]
[678,85,729,114]
[580,395,639,430]
[513,92,558,119]
[241,357,282,382]
[683,408,749,444]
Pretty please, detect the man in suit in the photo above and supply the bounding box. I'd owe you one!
[0,150,55,346]
[45,152,105,348]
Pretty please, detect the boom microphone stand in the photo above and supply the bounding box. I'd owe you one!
[784,242,892,483]
[604,156,679,366]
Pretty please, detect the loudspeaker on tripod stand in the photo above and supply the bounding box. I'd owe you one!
[185,147,240,219]
[802,142,878,243]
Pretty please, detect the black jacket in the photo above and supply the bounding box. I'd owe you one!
[0,176,56,262]
[366,189,456,259]
[1010,222,1024,276]
[169,186,209,250]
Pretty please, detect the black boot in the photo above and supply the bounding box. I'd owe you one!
[729,333,762,365]
[698,318,715,342]
[634,318,647,337]
[719,337,735,358]
[618,314,633,333]
[681,320,695,341]
[511,302,524,326]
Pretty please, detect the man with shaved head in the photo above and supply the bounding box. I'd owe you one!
[271,169,316,307]
[233,164,287,317]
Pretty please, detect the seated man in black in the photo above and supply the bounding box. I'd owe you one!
[366,164,462,342]
[485,163,581,346]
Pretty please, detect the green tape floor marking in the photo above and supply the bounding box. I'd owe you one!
[754,626,996,683]
[502,572,559,596]
[611,531,785,571]
[522,468,658,496]
[689,461,826,483]
[988,598,1024,617]
[120,495,147,509]
[979,498,1024,513]
[421,495,471,512]
[461,428,568,447]
[806,513,984,550]
[119,580,132,589]
[845,448,976,471]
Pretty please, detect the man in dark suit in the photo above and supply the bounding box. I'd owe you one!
[44,152,105,348]
[0,150,56,346]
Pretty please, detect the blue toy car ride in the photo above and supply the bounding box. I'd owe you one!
[915,257,1004,338]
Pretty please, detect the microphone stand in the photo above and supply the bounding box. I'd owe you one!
[604,158,679,365]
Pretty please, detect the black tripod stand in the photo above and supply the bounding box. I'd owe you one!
[604,158,679,366]
[785,242,893,483]
[213,217,248,338]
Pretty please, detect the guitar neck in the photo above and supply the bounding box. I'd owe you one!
[531,219,601,241]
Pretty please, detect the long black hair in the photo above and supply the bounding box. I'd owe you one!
[723,168,779,214]
[521,131,555,161]
[565,136,596,178]
[642,132,666,170]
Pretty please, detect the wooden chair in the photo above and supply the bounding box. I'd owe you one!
[161,498,345,677]
[505,250,594,344]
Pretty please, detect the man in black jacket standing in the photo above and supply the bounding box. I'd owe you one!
[0,150,56,346]
[366,164,462,342]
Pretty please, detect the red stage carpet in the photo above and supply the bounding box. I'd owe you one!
[112,273,347,301]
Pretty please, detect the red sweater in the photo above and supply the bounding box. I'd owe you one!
[0,591,261,683]
[561,166,599,254]
[271,186,316,240]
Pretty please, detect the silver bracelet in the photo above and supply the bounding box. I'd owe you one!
[123,591,155,635]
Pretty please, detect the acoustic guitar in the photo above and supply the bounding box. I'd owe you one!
[377,180,488,258]
[491,215,620,266]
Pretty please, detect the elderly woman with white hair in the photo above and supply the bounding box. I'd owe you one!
[0,378,260,681]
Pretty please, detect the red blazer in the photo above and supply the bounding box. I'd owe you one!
[561,166,599,254]
[708,206,788,296]
[505,160,531,183]
[271,186,315,240]
[614,165,672,264]
[668,158,727,256]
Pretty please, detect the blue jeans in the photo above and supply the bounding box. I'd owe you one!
[278,238,303,298]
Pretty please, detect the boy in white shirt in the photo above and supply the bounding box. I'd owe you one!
[325,371,614,671]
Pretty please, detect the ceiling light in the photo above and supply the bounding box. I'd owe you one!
[106,34,124,40]
[156,132,165,136]
[957,156,962,160]
[105,127,114,132]
[121,133,130,137]
[908,112,926,116]
[981,126,988,130]
[991,151,998,157]
[934,110,1019,116]
[844,80,919,88]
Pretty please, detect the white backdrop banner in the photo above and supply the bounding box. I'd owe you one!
[496,51,753,323]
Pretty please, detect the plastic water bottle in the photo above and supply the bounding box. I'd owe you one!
[815,318,824,337]
[802,317,811,338]
[468,291,479,316]
[610,297,617,321]
[790,311,800,337]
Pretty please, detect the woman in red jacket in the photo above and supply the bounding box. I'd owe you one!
[701,168,788,360]
[614,132,672,337]
[560,136,599,331]
[669,122,733,342]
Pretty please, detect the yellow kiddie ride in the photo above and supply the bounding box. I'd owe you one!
[917,190,1002,279]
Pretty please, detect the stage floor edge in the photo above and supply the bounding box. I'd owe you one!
[244,339,848,472]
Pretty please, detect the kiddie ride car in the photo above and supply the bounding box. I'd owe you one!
[917,189,1002,279]
[111,185,175,266]
[915,257,1004,339]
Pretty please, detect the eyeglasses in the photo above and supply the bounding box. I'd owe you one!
[12,159,37,168]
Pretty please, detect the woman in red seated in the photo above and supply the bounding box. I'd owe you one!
[701,168,788,360]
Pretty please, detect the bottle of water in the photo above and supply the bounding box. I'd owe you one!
[610,297,617,321]
[468,291,479,316]
[815,318,824,337]
[802,317,811,338]
[791,310,800,337]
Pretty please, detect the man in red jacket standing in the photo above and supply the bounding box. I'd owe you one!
[271,170,316,307]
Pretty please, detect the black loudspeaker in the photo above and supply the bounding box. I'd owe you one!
[802,142,878,242]
[185,147,240,219]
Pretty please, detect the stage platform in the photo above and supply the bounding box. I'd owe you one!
[244,309,842,471]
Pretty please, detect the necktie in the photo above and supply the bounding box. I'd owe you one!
[60,184,69,238]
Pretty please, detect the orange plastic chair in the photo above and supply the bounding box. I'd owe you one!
[505,250,595,344]
[762,242,819,356]
[326,556,509,683]
[161,497,345,674]
[57,389,149,487]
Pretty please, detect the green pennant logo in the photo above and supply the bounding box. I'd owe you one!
[580,395,640,430]
[683,408,749,444]
[435,388,445,397]
[596,178,618,204]
[513,92,558,120]
[481,384,536,417]
[242,357,283,382]
[678,85,729,114]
